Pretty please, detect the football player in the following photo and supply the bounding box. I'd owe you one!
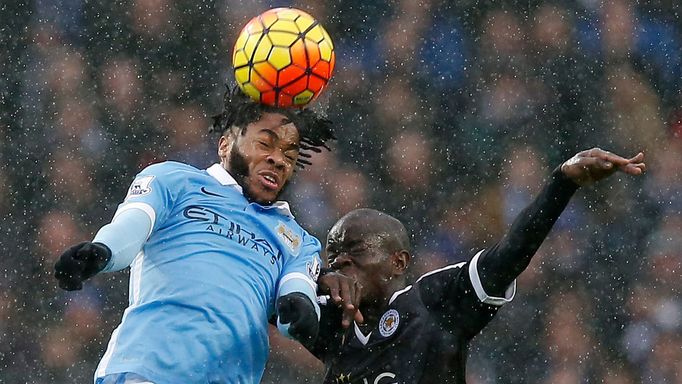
[313,148,645,383]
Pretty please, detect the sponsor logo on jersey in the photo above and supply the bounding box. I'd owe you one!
[276,222,301,255]
[364,372,397,384]
[379,309,399,337]
[183,205,283,265]
[126,175,154,198]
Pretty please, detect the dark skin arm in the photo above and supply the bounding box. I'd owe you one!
[479,148,645,296]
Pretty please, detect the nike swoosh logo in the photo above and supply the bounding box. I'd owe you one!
[201,187,227,198]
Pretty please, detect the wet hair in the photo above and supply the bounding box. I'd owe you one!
[209,85,335,168]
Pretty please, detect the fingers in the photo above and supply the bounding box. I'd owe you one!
[353,284,364,325]
[627,151,645,164]
[322,274,353,309]
[55,248,86,291]
[619,162,645,175]
[319,273,363,329]
[575,148,646,179]
[55,264,84,290]
[340,281,364,329]
[616,152,645,175]
[587,148,646,167]
[75,242,96,261]
[596,158,615,170]
[574,156,613,172]
[340,278,357,329]
[277,293,315,325]
[340,277,353,310]
[277,293,319,347]
[589,154,646,177]
[276,295,296,323]
[327,280,342,304]
[588,148,631,167]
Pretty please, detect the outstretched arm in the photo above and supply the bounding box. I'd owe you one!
[54,206,153,290]
[478,148,645,296]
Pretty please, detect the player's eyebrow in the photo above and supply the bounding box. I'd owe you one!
[342,239,364,248]
[258,128,300,150]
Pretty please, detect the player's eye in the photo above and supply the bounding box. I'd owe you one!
[257,140,272,148]
[284,151,298,163]
[350,247,366,256]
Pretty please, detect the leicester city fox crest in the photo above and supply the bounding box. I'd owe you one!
[379,309,400,337]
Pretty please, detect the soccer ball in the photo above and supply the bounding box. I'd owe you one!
[232,8,335,108]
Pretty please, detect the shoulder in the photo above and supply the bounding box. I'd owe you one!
[138,161,200,176]
[392,264,469,301]
[297,222,323,251]
[122,162,197,201]
[277,216,321,246]
[415,262,468,284]
[125,162,207,199]
[274,218,322,260]
[412,262,469,299]
[135,161,209,185]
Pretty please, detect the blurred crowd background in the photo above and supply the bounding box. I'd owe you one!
[2,0,681,383]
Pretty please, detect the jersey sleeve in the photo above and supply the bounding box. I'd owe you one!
[417,250,515,338]
[115,162,180,234]
[276,231,323,321]
[277,231,322,296]
[93,162,184,272]
[95,207,152,272]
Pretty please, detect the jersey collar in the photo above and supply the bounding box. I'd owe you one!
[353,322,371,345]
[206,163,294,218]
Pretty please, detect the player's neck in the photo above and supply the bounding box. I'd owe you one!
[360,280,406,327]
[359,305,384,329]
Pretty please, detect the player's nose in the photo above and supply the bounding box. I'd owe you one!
[266,150,287,170]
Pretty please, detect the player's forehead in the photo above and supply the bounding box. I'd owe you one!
[327,217,383,246]
[246,112,300,142]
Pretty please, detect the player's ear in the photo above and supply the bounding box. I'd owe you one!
[218,129,237,159]
[218,135,230,159]
[391,250,410,275]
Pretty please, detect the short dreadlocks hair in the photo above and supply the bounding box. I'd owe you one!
[209,85,335,168]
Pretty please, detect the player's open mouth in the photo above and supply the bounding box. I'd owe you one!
[258,171,279,190]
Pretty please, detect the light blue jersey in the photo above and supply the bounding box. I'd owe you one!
[93,161,322,384]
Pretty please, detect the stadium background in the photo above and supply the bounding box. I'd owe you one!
[1,0,681,382]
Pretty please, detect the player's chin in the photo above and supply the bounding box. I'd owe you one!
[251,186,282,205]
[244,177,283,204]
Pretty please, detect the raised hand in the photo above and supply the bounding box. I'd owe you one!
[276,292,320,349]
[318,271,364,328]
[54,242,112,291]
[560,148,645,187]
